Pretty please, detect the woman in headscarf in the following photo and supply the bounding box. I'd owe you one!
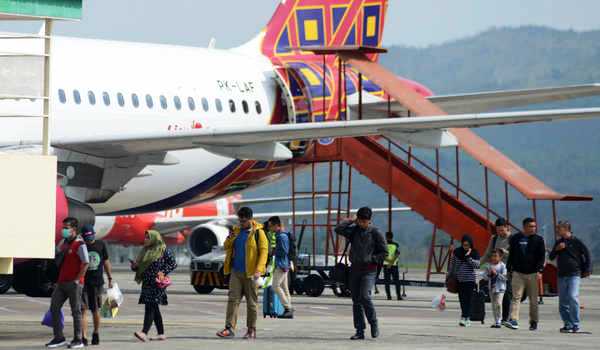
[131,230,177,342]
[449,234,480,327]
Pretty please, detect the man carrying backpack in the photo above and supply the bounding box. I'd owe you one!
[268,216,294,319]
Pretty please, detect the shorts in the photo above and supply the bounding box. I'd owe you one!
[81,284,104,312]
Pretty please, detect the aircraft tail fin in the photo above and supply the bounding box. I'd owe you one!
[261,0,389,58]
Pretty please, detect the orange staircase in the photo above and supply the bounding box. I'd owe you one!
[312,137,492,253]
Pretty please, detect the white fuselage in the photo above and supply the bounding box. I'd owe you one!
[0,35,281,214]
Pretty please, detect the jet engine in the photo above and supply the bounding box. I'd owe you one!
[187,223,230,258]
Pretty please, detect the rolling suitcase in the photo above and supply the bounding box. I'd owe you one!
[263,286,284,318]
[470,289,486,324]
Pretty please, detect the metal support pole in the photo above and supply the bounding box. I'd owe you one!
[337,56,342,121]
[291,163,297,238]
[532,200,538,225]
[322,54,326,121]
[387,141,393,233]
[552,200,558,242]
[505,181,510,225]
[311,161,317,266]
[358,72,363,120]
[387,95,391,117]
[484,167,491,232]
[455,147,460,199]
[325,161,334,265]
[42,19,53,156]
[426,226,438,282]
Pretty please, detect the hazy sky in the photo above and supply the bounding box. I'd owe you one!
[1,0,599,47]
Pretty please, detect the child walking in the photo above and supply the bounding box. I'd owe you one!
[483,249,508,328]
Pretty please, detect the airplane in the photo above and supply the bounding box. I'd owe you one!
[2,0,600,297]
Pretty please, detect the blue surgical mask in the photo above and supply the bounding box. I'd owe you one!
[62,228,71,239]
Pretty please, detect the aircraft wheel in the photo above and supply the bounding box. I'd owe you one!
[193,285,215,294]
[303,274,325,297]
[0,275,12,294]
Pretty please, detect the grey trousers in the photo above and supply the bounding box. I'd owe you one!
[50,281,83,339]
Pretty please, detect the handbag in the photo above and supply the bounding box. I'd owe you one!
[155,275,172,289]
[445,256,459,294]
[333,240,351,284]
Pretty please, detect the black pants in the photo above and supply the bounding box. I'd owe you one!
[142,303,164,335]
[457,281,476,318]
[502,279,512,322]
[350,269,378,333]
[384,266,401,300]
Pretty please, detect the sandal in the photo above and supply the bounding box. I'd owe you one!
[134,331,147,342]
[151,334,167,341]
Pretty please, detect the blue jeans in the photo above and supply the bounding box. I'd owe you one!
[350,270,378,332]
[558,276,581,328]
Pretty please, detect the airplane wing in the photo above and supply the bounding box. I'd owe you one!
[352,84,600,116]
[55,107,600,160]
[153,207,411,235]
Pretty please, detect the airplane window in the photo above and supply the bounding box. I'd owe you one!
[73,90,81,105]
[132,93,140,108]
[242,100,249,114]
[215,98,223,112]
[160,95,168,109]
[103,92,110,106]
[146,94,153,108]
[58,89,66,104]
[255,101,262,114]
[117,92,125,107]
[188,97,196,111]
[88,91,96,105]
[174,96,182,110]
[229,99,236,113]
[202,97,209,112]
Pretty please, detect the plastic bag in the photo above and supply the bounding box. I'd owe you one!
[100,299,119,319]
[432,293,447,311]
[105,282,124,308]
[42,309,64,329]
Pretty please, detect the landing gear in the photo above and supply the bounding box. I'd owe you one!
[193,285,215,294]
[0,275,12,294]
[12,259,57,297]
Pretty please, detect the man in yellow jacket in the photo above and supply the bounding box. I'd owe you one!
[216,207,269,340]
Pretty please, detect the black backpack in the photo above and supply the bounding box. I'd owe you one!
[286,231,297,262]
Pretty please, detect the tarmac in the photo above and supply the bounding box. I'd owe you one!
[0,269,598,350]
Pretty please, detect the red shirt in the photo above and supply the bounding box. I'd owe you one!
[57,239,89,284]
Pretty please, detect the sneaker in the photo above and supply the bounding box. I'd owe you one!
[279,309,294,319]
[91,333,99,345]
[45,337,67,348]
[560,326,572,333]
[350,332,365,340]
[68,339,84,349]
[81,338,88,347]
[529,321,538,331]
[505,320,519,330]
[243,328,256,340]
[570,326,580,334]
[491,324,502,329]
[459,318,467,327]
[465,319,472,327]
[216,327,235,339]
[370,322,379,338]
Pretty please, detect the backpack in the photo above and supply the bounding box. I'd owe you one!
[286,231,297,262]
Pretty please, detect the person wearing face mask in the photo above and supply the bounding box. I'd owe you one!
[46,217,89,349]
[80,224,113,346]
[335,207,387,340]
[132,230,177,342]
